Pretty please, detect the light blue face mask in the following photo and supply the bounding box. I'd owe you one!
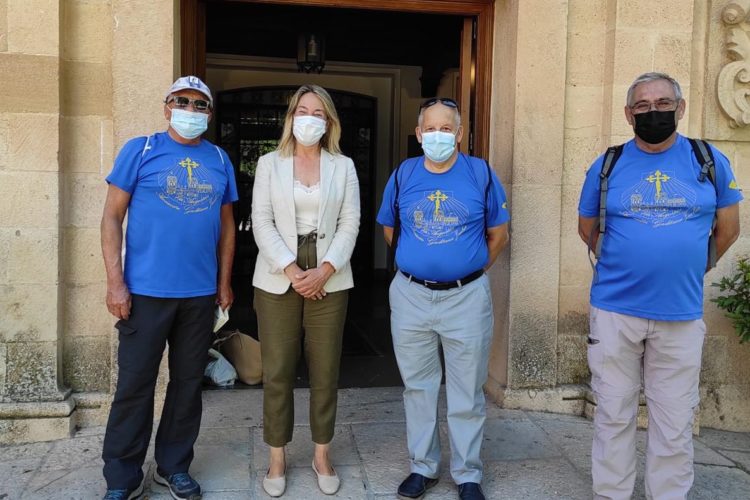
[170,108,209,140]
[420,131,456,163]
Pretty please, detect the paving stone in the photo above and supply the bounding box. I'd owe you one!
[22,465,104,499]
[251,424,359,472]
[191,428,253,491]
[0,440,53,462]
[696,428,750,452]
[351,421,410,495]
[39,434,103,471]
[528,414,593,473]
[336,386,405,424]
[253,465,366,499]
[693,438,737,467]
[483,458,590,499]
[721,450,750,472]
[481,417,562,461]
[148,490,254,499]
[201,388,264,428]
[0,458,41,499]
[689,463,750,499]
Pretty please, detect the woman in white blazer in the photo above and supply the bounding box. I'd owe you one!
[251,85,360,497]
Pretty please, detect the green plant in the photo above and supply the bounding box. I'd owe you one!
[712,256,750,343]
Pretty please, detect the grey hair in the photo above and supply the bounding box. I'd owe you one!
[626,72,683,106]
[417,105,462,129]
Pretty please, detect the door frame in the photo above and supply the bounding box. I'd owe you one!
[180,0,495,158]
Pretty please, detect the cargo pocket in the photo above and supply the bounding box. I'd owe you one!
[115,320,136,336]
[586,307,605,387]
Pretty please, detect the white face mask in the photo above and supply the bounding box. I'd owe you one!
[420,130,457,163]
[293,115,327,146]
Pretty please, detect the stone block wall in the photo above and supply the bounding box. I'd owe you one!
[60,0,114,394]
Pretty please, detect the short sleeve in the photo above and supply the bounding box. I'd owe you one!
[578,154,606,218]
[486,169,510,227]
[710,145,744,209]
[376,170,398,228]
[219,148,240,205]
[105,136,149,193]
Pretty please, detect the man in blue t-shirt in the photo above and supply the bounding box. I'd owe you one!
[100,76,239,500]
[578,72,742,500]
[377,98,510,500]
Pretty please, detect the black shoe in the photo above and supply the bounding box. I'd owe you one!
[458,482,485,500]
[397,472,439,499]
[154,468,202,500]
[102,483,144,500]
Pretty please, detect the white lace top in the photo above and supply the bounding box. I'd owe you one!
[293,179,320,235]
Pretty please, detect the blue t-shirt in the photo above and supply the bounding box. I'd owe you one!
[106,132,239,298]
[377,154,510,281]
[578,135,743,320]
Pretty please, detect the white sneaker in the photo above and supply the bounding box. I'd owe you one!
[312,459,340,495]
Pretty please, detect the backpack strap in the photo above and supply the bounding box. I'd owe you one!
[389,158,420,269]
[214,145,225,165]
[689,138,719,269]
[141,135,153,158]
[589,145,624,269]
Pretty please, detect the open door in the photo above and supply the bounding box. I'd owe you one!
[459,17,474,155]
[180,0,494,158]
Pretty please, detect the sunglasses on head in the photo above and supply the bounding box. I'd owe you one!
[419,97,459,110]
[166,95,211,112]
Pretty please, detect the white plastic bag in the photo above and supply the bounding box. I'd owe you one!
[204,348,236,387]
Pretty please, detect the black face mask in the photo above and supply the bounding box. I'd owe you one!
[633,110,677,144]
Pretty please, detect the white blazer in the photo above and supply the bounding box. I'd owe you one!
[251,149,361,294]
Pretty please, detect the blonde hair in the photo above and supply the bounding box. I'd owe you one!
[277,85,342,157]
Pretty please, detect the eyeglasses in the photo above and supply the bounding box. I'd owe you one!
[630,98,678,114]
[419,97,459,111]
[166,95,211,112]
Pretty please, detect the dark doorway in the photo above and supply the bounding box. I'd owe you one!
[203,1,470,388]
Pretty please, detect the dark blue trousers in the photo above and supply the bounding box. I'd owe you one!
[102,294,215,490]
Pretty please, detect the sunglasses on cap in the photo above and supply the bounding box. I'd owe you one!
[166,95,211,112]
[419,97,459,110]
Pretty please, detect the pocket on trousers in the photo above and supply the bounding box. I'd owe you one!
[587,309,605,381]
[115,320,136,336]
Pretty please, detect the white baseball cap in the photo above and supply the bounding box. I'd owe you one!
[165,76,213,108]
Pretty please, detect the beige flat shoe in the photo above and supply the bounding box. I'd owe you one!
[312,459,340,495]
[262,466,286,497]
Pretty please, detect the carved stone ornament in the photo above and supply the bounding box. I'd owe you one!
[719,1,750,128]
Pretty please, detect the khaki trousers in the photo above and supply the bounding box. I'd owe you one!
[588,306,705,500]
[254,236,348,447]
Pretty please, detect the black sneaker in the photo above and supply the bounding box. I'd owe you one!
[397,472,439,499]
[102,482,144,500]
[458,482,485,500]
[154,468,202,500]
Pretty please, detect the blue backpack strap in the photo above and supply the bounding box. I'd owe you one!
[390,157,421,269]
[461,153,494,228]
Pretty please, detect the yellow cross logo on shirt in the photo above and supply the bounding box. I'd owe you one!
[646,170,670,200]
[179,157,200,184]
[427,190,448,216]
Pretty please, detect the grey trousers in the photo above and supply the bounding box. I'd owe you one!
[389,271,494,484]
[588,306,705,500]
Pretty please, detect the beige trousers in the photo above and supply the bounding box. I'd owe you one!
[588,306,705,500]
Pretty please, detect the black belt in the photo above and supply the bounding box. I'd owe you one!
[401,269,484,290]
